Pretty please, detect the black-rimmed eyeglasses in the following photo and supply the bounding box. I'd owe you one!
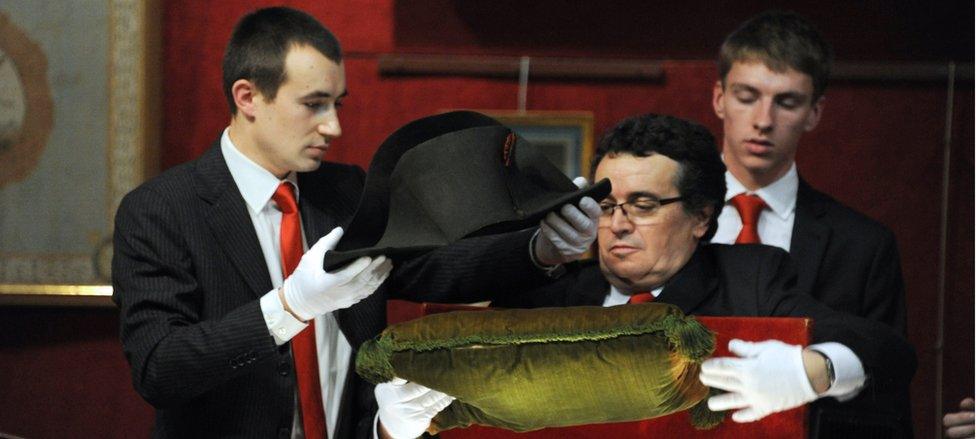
[598,196,684,224]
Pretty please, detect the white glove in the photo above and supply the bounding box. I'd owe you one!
[282,227,392,321]
[533,177,602,266]
[376,378,455,439]
[699,339,818,423]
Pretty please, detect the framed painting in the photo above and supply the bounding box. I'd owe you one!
[0,0,160,306]
[480,111,595,179]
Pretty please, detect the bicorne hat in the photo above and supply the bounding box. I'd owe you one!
[323,111,611,270]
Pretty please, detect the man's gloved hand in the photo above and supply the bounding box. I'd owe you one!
[282,227,392,321]
[532,177,602,266]
[699,339,819,423]
[376,378,455,439]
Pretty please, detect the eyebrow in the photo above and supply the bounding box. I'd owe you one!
[729,83,759,94]
[299,90,348,100]
[604,191,664,202]
[627,191,665,201]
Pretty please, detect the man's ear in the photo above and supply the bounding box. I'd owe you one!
[692,205,714,239]
[804,95,825,132]
[712,80,726,120]
[232,79,260,119]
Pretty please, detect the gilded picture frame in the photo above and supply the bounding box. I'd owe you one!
[0,0,160,306]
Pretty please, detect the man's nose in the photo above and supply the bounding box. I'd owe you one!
[608,208,634,234]
[752,100,774,133]
[318,112,342,139]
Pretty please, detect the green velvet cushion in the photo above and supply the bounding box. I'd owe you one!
[357,303,716,433]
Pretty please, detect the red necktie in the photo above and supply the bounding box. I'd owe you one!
[273,182,328,439]
[730,193,767,244]
[628,292,655,304]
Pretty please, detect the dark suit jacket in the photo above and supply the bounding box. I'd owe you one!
[112,142,549,438]
[791,179,907,335]
[492,244,916,438]
[791,180,912,437]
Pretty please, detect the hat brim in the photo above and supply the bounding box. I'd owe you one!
[323,245,440,272]
[322,178,611,271]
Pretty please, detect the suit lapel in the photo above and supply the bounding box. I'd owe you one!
[299,191,330,244]
[195,143,274,298]
[657,247,719,314]
[791,179,830,295]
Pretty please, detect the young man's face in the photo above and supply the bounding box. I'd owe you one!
[595,153,709,293]
[712,61,823,189]
[245,44,346,178]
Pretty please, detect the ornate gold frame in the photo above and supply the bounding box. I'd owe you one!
[0,0,160,307]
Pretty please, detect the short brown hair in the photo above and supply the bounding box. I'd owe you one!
[222,7,343,114]
[718,11,833,101]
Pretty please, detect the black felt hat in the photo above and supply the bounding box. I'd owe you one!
[323,111,611,270]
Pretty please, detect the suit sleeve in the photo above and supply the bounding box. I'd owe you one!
[112,187,278,408]
[862,230,908,335]
[384,228,554,303]
[756,249,916,398]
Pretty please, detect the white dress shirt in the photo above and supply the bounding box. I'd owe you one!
[221,129,350,439]
[710,162,864,400]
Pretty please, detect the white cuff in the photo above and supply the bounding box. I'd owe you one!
[260,288,308,345]
[372,412,381,439]
[809,342,866,400]
[528,229,564,277]
[528,230,549,269]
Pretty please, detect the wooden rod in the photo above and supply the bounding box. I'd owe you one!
[376,54,973,83]
[377,54,664,81]
[832,62,974,82]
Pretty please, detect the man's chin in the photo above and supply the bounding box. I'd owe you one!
[600,261,646,286]
[738,150,794,174]
[740,153,776,168]
[296,158,323,172]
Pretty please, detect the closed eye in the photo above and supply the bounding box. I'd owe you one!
[630,201,657,212]
[775,95,805,109]
[734,92,758,104]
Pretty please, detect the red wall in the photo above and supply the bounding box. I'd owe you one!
[0,1,970,438]
[0,308,153,438]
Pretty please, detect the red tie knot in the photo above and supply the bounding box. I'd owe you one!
[628,292,655,304]
[272,182,298,214]
[730,193,766,244]
[730,193,766,226]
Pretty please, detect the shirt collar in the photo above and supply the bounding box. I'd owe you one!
[723,161,798,221]
[606,284,665,306]
[221,128,299,213]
